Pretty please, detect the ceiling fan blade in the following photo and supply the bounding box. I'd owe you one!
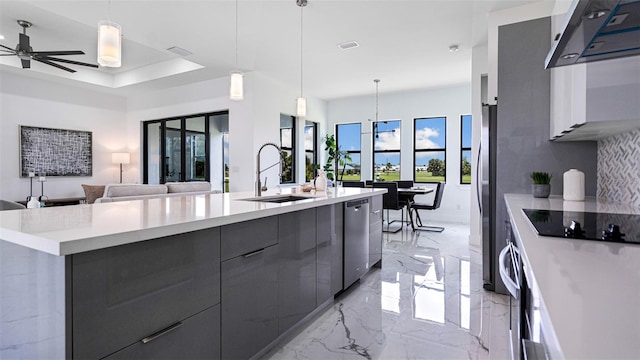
[1,44,16,52]
[21,59,30,69]
[40,56,98,68]
[33,57,75,73]
[31,50,85,56]
[18,33,30,52]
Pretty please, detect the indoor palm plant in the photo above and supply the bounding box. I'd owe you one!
[530,171,552,198]
[319,134,352,183]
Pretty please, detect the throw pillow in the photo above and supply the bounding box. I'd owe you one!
[81,184,106,204]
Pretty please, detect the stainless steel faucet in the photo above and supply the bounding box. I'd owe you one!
[256,142,282,196]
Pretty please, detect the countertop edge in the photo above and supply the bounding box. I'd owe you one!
[1,189,386,256]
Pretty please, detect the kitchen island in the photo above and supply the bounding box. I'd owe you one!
[505,194,640,360]
[0,188,384,359]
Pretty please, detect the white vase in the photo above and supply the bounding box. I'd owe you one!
[563,169,584,201]
[26,196,40,209]
[315,170,327,191]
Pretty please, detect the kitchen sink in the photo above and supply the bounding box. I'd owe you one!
[240,195,312,203]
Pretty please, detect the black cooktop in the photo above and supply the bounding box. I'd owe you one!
[523,209,640,244]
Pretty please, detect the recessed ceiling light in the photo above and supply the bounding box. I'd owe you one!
[0,34,4,40]
[167,46,193,57]
[449,44,460,52]
[337,41,359,50]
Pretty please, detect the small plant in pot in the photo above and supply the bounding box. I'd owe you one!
[530,172,552,198]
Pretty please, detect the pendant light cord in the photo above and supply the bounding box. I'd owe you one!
[235,0,239,67]
[300,4,304,98]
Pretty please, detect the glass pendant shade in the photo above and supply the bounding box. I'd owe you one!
[98,21,121,67]
[296,97,307,118]
[230,71,244,101]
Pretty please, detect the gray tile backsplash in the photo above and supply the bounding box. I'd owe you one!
[598,128,640,208]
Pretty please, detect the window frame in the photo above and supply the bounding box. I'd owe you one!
[413,116,447,184]
[372,120,401,181]
[279,114,296,184]
[460,114,472,185]
[304,121,318,182]
[335,122,362,181]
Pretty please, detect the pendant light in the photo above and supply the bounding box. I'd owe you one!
[371,79,393,138]
[97,0,121,67]
[229,0,244,101]
[296,0,307,118]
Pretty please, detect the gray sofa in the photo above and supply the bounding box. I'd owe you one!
[95,182,220,203]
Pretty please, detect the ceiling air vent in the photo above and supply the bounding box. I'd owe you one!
[167,46,193,57]
[337,41,359,50]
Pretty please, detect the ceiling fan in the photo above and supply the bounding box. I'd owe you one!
[0,20,99,73]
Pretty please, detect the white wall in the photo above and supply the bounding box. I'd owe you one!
[126,72,328,193]
[327,85,472,224]
[0,71,128,201]
[470,45,488,246]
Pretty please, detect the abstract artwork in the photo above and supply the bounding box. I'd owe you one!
[20,126,93,177]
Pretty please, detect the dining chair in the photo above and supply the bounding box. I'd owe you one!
[394,180,414,225]
[372,182,404,233]
[411,181,446,232]
[0,200,26,211]
[365,180,374,187]
[342,181,365,188]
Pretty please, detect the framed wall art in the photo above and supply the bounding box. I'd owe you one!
[20,125,93,177]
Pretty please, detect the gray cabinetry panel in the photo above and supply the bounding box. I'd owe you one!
[72,228,221,360]
[316,205,334,304]
[278,208,317,332]
[221,244,279,360]
[332,204,344,295]
[220,215,278,261]
[104,305,221,360]
[369,195,383,267]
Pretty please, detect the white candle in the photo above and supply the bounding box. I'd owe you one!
[39,176,46,182]
[28,172,35,178]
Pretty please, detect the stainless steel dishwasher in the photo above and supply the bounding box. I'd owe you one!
[343,198,370,288]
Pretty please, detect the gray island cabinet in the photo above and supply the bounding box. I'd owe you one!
[0,189,384,360]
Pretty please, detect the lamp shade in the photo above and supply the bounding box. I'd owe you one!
[112,152,130,165]
[98,21,122,67]
[296,97,307,118]
[229,71,244,101]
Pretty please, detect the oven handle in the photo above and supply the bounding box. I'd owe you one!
[499,244,520,299]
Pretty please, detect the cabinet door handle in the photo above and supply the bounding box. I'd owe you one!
[243,248,265,258]
[498,244,519,299]
[141,322,183,344]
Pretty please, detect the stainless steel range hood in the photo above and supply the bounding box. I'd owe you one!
[546,0,640,68]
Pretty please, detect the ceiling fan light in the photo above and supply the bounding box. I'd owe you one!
[98,20,121,67]
[296,97,307,118]
[230,71,244,101]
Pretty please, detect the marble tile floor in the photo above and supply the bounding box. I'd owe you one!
[263,223,510,360]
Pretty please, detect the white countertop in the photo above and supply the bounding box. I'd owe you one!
[0,188,384,256]
[504,194,640,360]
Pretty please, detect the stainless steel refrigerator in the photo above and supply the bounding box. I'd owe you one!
[479,104,506,294]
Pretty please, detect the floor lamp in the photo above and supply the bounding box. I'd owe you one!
[112,152,130,183]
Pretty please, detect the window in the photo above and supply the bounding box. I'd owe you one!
[460,115,472,184]
[143,111,229,192]
[280,114,295,183]
[414,117,446,183]
[372,120,401,181]
[305,121,318,182]
[336,123,361,181]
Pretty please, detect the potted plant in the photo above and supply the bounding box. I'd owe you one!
[318,134,352,184]
[530,171,551,198]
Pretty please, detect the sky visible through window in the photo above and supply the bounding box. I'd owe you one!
[414,117,446,167]
[337,123,361,152]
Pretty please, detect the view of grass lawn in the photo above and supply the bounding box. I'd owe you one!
[414,172,445,183]
[462,174,471,183]
[338,171,447,183]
